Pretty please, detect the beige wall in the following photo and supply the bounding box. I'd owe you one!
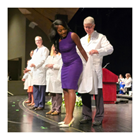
[25,19,51,64]
[8,8,52,80]
[8,8,52,94]
[8,8,26,74]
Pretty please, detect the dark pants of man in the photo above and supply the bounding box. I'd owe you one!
[81,88,104,121]
[33,85,46,108]
[125,87,132,95]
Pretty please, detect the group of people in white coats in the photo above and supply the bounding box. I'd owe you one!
[22,16,114,127]
[23,36,63,115]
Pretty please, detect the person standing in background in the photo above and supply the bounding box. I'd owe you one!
[79,16,113,126]
[28,36,49,110]
[22,60,31,104]
[43,45,63,116]
[22,50,34,104]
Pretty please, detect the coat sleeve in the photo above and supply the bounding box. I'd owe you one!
[97,35,114,57]
[34,48,49,70]
[124,78,132,88]
[53,57,62,70]
[26,60,33,71]
[22,73,29,80]
[42,56,50,70]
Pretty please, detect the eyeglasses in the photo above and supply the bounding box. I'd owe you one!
[84,25,93,29]
[35,40,42,42]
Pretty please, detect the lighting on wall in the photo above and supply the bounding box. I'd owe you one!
[29,22,38,29]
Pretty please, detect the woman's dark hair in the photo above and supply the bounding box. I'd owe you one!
[49,19,71,53]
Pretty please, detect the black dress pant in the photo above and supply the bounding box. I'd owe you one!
[81,88,104,121]
[125,87,132,95]
[94,89,104,121]
[81,93,92,119]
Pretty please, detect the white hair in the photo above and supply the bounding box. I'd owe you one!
[35,36,42,40]
[83,16,95,25]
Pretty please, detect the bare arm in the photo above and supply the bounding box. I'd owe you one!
[71,32,88,62]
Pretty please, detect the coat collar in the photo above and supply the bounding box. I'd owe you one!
[85,30,98,40]
[35,45,44,52]
[84,31,98,46]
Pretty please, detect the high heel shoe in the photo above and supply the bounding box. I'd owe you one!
[59,118,74,128]
[58,121,65,125]
[69,118,75,126]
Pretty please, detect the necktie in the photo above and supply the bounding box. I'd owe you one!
[88,35,91,43]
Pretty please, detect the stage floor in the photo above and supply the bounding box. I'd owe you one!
[8,95,132,132]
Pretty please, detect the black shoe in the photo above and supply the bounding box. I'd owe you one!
[79,118,92,124]
[29,106,37,110]
[93,120,102,126]
[34,107,44,111]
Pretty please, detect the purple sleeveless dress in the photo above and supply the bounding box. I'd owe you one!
[59,32,83,90]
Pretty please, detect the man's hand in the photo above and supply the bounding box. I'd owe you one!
[30,64,36,68]
[46,64,54,68]
[89,49,99,55]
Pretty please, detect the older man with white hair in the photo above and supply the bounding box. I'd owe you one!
[79,16,114,126]
[29,36,49,110]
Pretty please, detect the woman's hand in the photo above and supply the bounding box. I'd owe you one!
[22,78,25,81]
[23,68,31,73]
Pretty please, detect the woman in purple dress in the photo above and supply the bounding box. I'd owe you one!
[49,19,88,127]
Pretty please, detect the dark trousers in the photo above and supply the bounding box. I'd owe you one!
[94,89,104,121]
[81,93,92,119]
[81,88,104,121]
[51,93,62,113]
[125,87,132,95]
[33,85,46,108]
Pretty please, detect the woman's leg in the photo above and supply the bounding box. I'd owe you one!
[30,93,33,103]
[64,89,76,124]
[25,92,31,103]
[28,92,35,106]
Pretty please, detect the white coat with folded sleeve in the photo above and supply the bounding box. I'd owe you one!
[22,59,34,90]
[77,30,114,95]
[42,54,63,93]
[31,45,49,85]
[22,73,29,90]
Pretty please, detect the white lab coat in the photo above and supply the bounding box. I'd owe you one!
[22,60,34,90]
[42,54,63,93]
[22,73,29,90]
[31,45,49,85]
[77,30,113,94]
[78,55,96,94]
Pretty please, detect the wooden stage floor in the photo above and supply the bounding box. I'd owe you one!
[8,95,132,132]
